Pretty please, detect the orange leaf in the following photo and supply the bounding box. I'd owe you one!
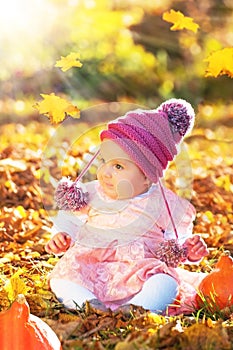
[34,93,80,124]
[204,47,233,78]
[162,9,199,33]
[55,52,83,72]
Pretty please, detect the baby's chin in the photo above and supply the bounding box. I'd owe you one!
[98,182,117,199]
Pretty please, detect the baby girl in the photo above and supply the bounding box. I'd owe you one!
[45,99,208,314]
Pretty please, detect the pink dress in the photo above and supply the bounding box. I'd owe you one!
[49,181,206,312]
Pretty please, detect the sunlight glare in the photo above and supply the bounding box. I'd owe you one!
[0,0,60,77]
[0,0,56,39]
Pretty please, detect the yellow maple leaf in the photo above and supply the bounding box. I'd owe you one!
[162,9,199,33]
[55,52,83,72]
[35,93,80,124]
[204,47,233,78]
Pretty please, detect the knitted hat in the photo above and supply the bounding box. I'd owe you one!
[55,98,195,211]
[100,98,195,183]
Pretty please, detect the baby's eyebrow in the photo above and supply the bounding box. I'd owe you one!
[99,152,130,164]
[111,158,130,165]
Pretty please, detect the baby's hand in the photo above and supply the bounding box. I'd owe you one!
[184,235,208,262]
[45,232,72,255]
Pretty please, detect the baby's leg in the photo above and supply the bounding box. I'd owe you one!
[128,273,178,313]
[50,278,96,309]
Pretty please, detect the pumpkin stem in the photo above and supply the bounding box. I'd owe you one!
[221,250,230,257]
[16,294,26,304]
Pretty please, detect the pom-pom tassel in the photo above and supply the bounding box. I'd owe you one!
[155,179,188,267]
[153,239,188,267]
[55,178,89,211]
[54,149,100,211]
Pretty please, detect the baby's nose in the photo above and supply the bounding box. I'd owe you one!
[102,164,113,177]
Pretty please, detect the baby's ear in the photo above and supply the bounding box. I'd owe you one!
[144,177,152,188]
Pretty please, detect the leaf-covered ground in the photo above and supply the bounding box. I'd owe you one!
[0,115,233,350]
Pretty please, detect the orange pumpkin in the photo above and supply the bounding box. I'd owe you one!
[0,294,62,350]
[197,252,233,310]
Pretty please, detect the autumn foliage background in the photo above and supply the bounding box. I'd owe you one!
[0,0,233,349]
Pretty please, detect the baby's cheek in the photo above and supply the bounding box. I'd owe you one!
[116,179,134,199]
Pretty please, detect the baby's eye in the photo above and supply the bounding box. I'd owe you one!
[114,163,124,170]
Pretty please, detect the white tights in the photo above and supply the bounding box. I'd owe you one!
[128,274,178,312]
[50,273,178,313]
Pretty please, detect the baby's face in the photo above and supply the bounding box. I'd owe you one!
[97,139,150,200]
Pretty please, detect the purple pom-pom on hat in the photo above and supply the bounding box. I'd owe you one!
[156,98,195,142]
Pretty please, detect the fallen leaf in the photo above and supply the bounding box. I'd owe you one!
[0,158,27,171]
[180,322,231,350]
[4,269,29,302]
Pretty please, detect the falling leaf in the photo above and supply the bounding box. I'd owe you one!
[55,52,83,72]
[162,9,199,33]
[204,47,233,78]
[34,93,80,124]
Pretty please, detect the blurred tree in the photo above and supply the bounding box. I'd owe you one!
[128,0,233,104]
[41,0,233,105]
[0,0,232,122]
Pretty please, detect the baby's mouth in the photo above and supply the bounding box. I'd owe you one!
[103,182,114,188]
